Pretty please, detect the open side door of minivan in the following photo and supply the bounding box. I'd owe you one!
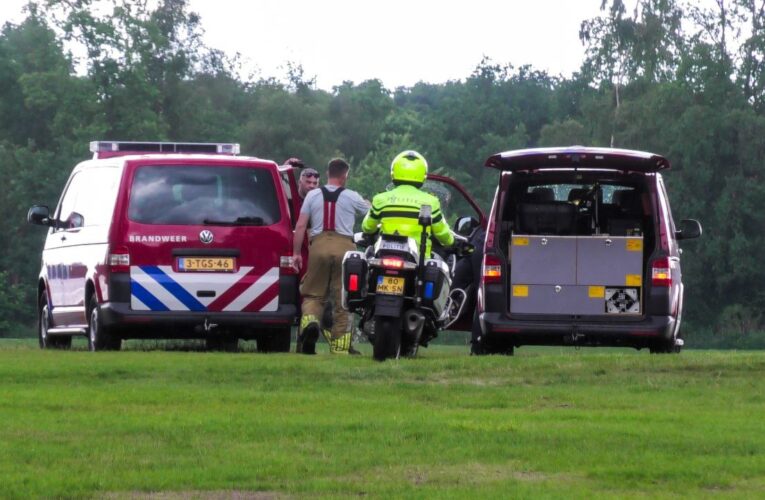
[423,173,487,331]
[277,164,301,228]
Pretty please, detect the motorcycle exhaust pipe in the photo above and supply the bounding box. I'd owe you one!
[404,310,426,337]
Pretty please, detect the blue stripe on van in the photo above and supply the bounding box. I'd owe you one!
[141,265,206,311]
[131,280,170,311]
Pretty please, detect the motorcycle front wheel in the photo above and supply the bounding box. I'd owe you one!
[372,315,402,361]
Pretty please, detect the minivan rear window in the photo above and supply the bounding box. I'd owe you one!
[128,165,281,226]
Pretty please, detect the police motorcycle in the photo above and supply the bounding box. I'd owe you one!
[341,205,474,361]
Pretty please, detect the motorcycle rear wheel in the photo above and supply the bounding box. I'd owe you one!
[373,316,402,361]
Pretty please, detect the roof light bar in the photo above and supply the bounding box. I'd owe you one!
[89,141,240,157]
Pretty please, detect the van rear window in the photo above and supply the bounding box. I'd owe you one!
[128,165,281,225]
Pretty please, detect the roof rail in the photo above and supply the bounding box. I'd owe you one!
[89,141,240,159]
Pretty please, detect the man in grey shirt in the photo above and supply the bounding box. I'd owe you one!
[292,158,369,355]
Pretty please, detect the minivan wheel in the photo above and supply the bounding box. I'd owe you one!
[88,296,121,351]
[649,340,681,354]
[205,336,239,352]
[472,336,514,356]
[38,293,71,350]
[257,327,291,353]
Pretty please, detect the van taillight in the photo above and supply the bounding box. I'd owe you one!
[651,257,672,287]
[482,254,502,284]
[280,256,298,275]
[109,246,130,273]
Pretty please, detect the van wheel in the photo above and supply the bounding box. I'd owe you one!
[470,312,513,356]
[205,336,239,352]
[373,316,401,361]
[38,293,71,350]
[649,340,681,354]
[472,337,514,356]
[88,296,121,351]
[257,328,291,353]
[470,311,485,355]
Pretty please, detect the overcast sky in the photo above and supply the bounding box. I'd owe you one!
[1,0,605,89]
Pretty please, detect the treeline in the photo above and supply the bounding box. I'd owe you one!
[0,0,763,347]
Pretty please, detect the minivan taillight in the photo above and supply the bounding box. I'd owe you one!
[109,246,130,273]
[482,254,502,284]
[651,257,672,287]
[280,256,298,275]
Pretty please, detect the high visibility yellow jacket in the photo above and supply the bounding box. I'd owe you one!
[361,184,454,257]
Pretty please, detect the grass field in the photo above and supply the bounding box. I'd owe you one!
[1,340,764,498]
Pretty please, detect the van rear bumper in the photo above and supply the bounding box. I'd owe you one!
[480,312,676,347]
[100,301,297,336]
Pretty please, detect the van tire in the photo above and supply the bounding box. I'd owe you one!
[257,328,291,353]
[373,316,401,361]
[88,296,121,351]
[205,336,239,352]
[473,340,515,356]
[38,293,71,350]
[650,340,681,354]
[470,312,513,355]
[472,336,514,356]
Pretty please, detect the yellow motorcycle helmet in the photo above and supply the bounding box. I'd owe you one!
[391,150,428,185]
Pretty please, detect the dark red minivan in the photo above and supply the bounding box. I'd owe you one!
[28,141,302,351]
[474,147,702,355]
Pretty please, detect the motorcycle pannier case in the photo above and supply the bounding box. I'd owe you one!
[342,251,368,311]
[420,259,451,317]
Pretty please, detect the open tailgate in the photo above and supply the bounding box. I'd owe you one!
[485,147,670,173]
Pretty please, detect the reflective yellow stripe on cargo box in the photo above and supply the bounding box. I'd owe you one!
[512,237,529,246]
[626,239,643,252]
[589,286,605,298]
[512,285,529,297]
[626,274,642,286]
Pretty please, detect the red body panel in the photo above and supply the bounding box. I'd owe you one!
[39,152,300,334]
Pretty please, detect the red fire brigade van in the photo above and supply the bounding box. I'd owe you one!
[28,141,302,351]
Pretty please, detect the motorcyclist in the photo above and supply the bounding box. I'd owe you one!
[361,150,454,257]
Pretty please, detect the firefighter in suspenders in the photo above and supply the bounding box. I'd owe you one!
[292,159,370,355]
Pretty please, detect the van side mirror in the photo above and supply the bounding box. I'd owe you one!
[455,216,479,237]
[676,219,702,240]
[27,205,54,227]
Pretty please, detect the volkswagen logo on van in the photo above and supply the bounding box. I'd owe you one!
[199,230,214,244]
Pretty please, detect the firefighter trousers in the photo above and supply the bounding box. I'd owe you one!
[299,231,355,340]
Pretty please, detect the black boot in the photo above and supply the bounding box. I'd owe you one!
[297,323,320,355]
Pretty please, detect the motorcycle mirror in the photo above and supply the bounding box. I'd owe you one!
[354,232,375,247]
[455,216,478,237]
[418,204,432,226]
